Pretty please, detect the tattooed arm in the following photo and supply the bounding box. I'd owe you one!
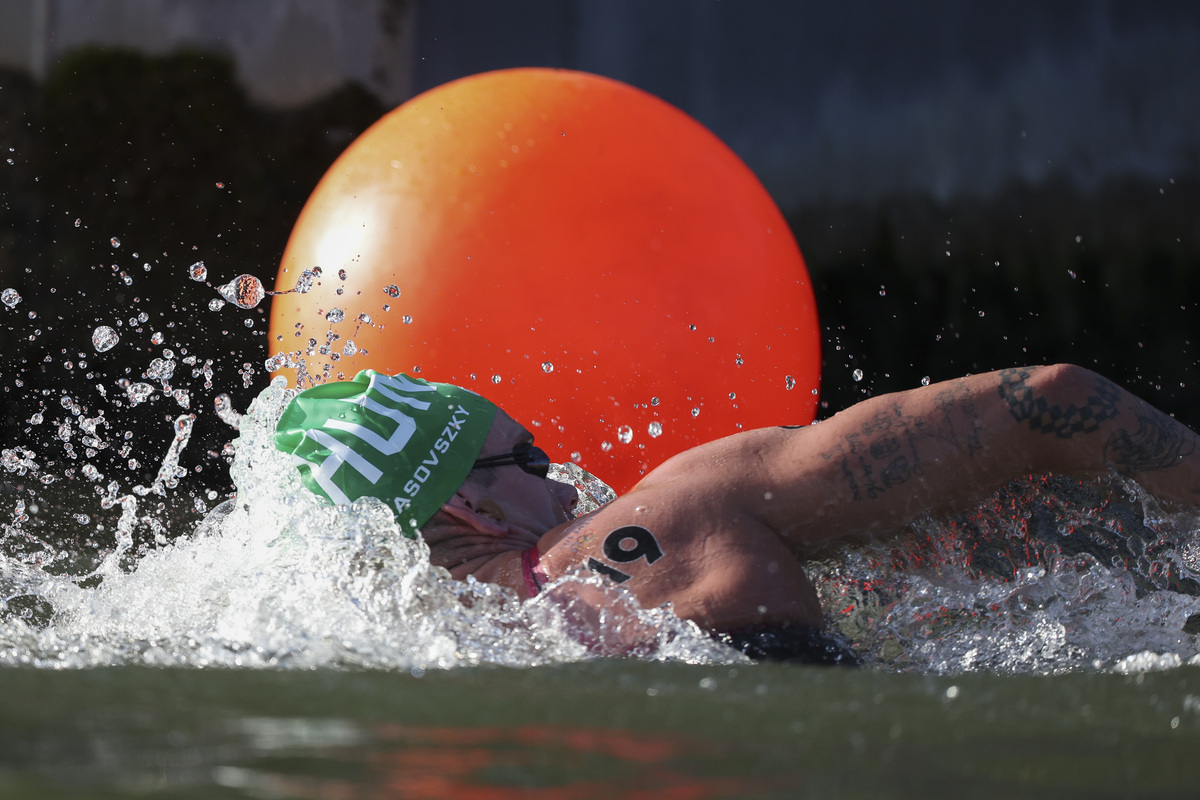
[640,364,1200,557]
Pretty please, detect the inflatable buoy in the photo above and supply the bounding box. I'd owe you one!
[268,68,819,494]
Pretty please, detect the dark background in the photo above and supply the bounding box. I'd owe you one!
[2,1,1199,544]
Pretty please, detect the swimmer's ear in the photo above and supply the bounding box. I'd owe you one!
[437,491,509,537]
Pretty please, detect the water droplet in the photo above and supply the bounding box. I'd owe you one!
[384,284,400,298]
[785,375,796,390]
[648,421,663,438]
[293,269,315,294]
[541,362,554,373]
[208,298,225,311]
[338,269,348,280]
[728,392,736,399]
[650,397,660,406]
[357,312,372,324]
[243,318,254,328]
[343,340,357,356]
[145,358,175,381]
[920,376,931,386]
[734,355,744,366]
[977,310,985,317]
[691,407,700,418]
[264,354,287,371]
[124,382,155,405]
[73,218,81,228]
[402,315,413,324]
[150,331,164,345]
[188,261,207,281]
[853,369,864,382]
[570,451,581,462]
[91,326,119,352]
[617,425,633,444]
[491,374,502,384]
[2,288,21,307]
[325,308,345,323]
[600,441,613,452]
[110,237,120,248]
[218,274,266,309]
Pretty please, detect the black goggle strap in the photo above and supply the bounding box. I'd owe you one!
[473,442,550,474]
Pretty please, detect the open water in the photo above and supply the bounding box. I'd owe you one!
[3,267,1200,798]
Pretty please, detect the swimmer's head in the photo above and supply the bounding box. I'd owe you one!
[273,370,497,536]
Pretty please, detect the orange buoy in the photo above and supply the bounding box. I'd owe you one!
[268,68,819,494]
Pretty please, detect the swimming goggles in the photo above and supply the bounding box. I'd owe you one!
[472,442,551,478]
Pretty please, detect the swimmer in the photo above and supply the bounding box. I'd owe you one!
[275,364,1200,663]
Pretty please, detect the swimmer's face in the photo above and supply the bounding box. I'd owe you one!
[472,410,578,537]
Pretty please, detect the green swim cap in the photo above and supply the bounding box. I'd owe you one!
[274,370,498,536]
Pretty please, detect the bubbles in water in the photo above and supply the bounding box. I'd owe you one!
[218,274,266,309]
[188,261,207,282]
[207,299,225,311]
[325,308,345,324]
[853,369,864,382]
[110,237,120,248]
[542,362,554,373]
[2,288,21,308]
[384,284,400,298]
[785,375,796,390]
[617,425,633,444]
[648,421,663,438]
[91,326,119,352]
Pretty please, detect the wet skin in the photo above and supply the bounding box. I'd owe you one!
[452,364,1200,634]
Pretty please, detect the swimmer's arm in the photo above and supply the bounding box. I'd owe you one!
[717,363,1200,553]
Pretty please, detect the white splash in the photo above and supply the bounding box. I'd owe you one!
[0,380,730,670]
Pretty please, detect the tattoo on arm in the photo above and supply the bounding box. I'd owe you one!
[998,367,1120,438]
[814,378,989,503]
[1104,412,1197,476]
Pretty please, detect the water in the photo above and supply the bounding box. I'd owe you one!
[5,271,1200,795]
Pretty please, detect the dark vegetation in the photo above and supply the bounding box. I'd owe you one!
[1,48,1199,556]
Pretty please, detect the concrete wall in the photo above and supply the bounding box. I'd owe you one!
[2,0,1198,209]
[0,0,414,106]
